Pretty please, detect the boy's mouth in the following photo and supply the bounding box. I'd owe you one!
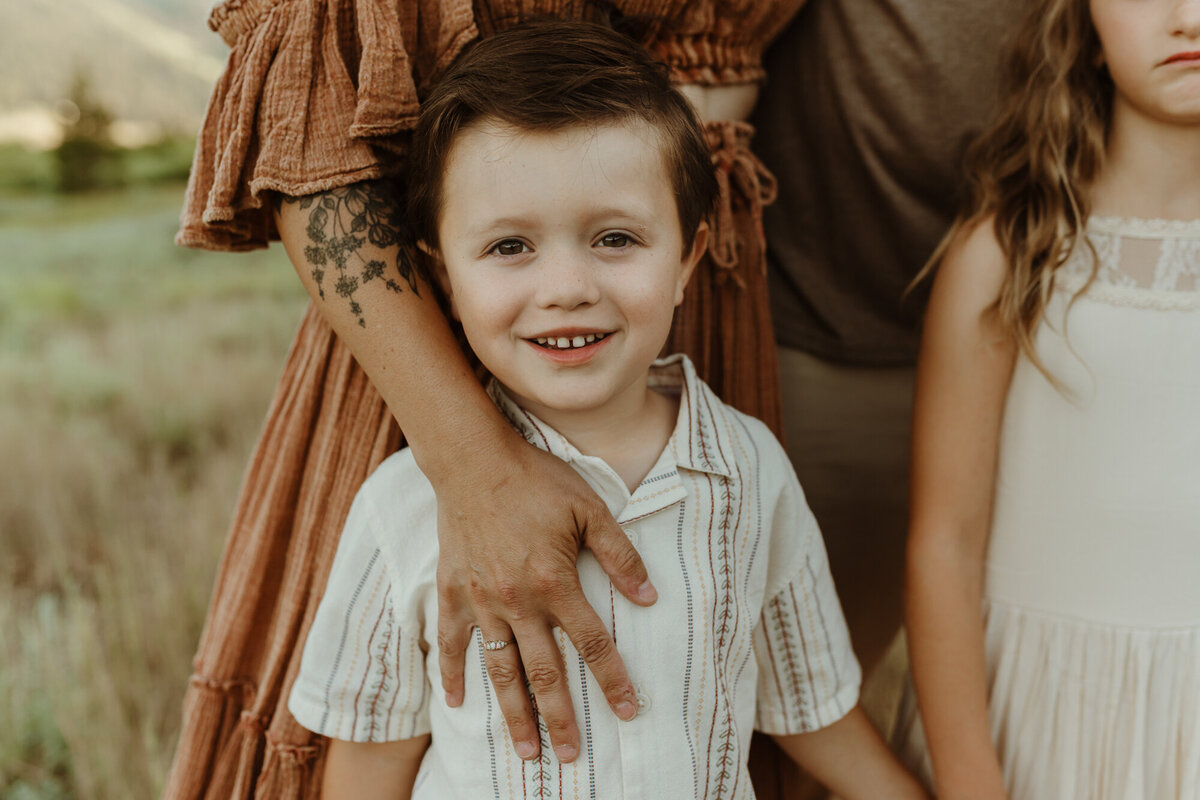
[531,332,610,350]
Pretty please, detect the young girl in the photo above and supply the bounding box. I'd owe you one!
[895,1,1200,798]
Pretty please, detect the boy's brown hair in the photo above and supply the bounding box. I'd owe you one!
[407,19,718,250]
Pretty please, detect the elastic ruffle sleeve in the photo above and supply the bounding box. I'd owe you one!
[178,0,476,251]
[752,440,861,735]
[288,489,432,743]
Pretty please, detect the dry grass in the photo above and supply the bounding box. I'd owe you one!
[0,184,308,799]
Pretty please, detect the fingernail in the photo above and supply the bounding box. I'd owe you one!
[615,700,637,720]
[515,740,538,760]
[637,581,658,603]
[554,743,578,762]
[445,691,463,708]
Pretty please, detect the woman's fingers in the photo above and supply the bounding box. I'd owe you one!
[553,594,639,721]
[479,566,583,762]
[477,620,543,760]
[509,623,581,763]
[435,585,472,708]
[583,509,658,606]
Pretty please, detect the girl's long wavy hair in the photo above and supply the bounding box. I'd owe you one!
[927,0,1113,374]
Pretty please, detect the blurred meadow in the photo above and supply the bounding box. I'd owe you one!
[0,3,286,793]
[0,154,308,797]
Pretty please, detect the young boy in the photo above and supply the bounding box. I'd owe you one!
[288,20,928,800]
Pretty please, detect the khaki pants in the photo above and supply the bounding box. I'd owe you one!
[750,346,915,800]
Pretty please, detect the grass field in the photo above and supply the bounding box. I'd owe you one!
[0,183,308,799]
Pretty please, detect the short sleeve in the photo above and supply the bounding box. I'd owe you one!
[288,489,432,742]
[752,441,861,735]
[178,0,477,251]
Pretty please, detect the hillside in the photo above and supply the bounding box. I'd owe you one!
[0,0,226,144]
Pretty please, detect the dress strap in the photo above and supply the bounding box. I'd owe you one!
[704,121,778,286]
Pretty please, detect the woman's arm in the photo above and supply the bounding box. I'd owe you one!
[321,736,431,800]
[770,706,928,799]
[905,218,1015,799]
[274,184,649,762]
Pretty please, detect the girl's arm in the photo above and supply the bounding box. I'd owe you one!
[274,186,649,763]
[770,706,928,799]
[321,736,431,800]
[905,218,1015,800]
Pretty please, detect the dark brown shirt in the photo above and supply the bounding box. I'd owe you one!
[754,0,1024,365]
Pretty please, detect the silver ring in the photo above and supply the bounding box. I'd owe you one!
[482,639,514,651]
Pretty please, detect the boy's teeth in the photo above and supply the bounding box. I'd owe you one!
[536,333,607,350]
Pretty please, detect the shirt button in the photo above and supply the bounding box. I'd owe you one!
[623,527,640,547]
[635,691,651,713]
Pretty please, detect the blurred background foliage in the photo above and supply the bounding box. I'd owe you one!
[1,3,310,797]
[0,73,195,195]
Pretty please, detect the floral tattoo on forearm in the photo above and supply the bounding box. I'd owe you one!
[275,181,421,327]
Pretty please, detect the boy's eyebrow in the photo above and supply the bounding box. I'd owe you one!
[466,207,655,238]
[465,216,538,237]
[582,207,654,231]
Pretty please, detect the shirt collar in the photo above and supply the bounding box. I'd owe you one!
[485,353,733,481]
[649,353,734,480]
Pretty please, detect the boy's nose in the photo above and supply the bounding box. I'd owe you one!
[534,250,601,309]
[1176,0,1200,36]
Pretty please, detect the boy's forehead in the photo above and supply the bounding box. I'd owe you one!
[438,117,680,229]
[446,117,669,173]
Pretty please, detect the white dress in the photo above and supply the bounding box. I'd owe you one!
[894,217,1200,800]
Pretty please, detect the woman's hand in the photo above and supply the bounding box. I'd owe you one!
[427,428,654,763]
[274,185,654,765]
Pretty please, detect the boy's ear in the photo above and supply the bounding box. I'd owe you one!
[674,221,709,306]
[420,240,460,321]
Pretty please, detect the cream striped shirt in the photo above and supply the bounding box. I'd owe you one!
[289,354,860,799]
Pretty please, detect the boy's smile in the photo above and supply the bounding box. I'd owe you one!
[434,119,704,433]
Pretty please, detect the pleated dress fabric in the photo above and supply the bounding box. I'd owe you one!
[893,217,1200,800]
[165,1,805,797]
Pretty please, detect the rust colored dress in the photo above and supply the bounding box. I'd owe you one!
[168,1,806,797]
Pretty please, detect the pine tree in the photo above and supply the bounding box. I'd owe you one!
[55,71,123,192]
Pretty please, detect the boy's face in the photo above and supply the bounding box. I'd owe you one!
[435,119,704,423]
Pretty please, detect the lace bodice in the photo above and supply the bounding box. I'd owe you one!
[1056,216,1200,309]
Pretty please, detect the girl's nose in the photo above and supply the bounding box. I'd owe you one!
[534,250,601,310]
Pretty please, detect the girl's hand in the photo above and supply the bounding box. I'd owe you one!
[428,428,654,763]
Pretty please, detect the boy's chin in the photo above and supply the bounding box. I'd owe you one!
[509,389,611,417]
[502,379,643,421]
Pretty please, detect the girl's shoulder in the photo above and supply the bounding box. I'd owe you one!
[931,214,1010,312]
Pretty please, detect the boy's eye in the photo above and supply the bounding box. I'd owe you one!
[598,233,631,248]
[491,239,528,256]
